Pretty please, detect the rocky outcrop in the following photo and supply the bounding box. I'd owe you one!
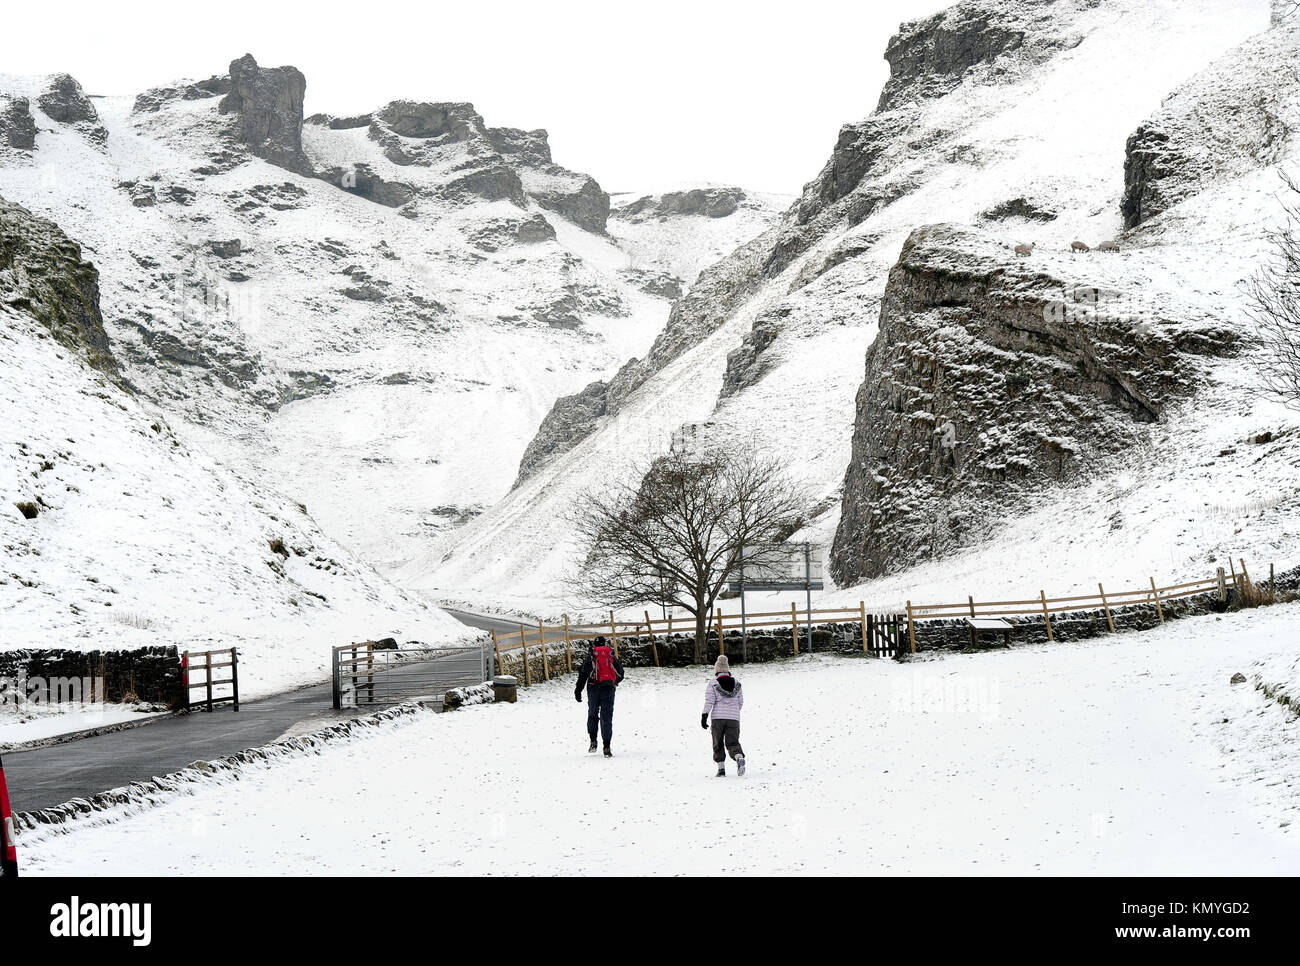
[36,74,107,143]
[829,224,1238,585]
[0,96,36,150]
[133,75,229,113]
[512,228,773,485]
[512,359,645,485]
[483,125,609,231]
[0,196,115,372]
[980,196,1058,222]
[467,214,555,252]
[615,187,748,221]
[485,126,553,166]
[218,54,310,175]
[305,95,608,226]
[528,173,609,233]
[377,100,484,142]
[439,160,528,206]
[117,179,157,207]
[360,101,488,166]
[620,267,683,300]
[1122,23,1299,228]
[720,308,785,398]
[878,0,1094,111]
[316,162,416,208]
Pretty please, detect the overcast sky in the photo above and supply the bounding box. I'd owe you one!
[1,0,948,196]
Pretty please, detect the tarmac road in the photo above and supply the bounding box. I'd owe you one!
[3,609,510,814]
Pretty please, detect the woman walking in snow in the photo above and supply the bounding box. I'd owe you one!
[700,654,745,776]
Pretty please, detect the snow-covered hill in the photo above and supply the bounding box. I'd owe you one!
[0,59,783,577]
[0,198,465,697]
[410,0,1300,614]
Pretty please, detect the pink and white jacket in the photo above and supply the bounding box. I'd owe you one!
[703,674,743,721]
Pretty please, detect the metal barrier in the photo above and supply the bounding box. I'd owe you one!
[331,642,488,710]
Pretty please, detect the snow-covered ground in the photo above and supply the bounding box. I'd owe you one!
[18,604,1300,876]
[0,703,166,749]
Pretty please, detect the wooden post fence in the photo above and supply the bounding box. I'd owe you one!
[905,601,916,654]
[790,602,799,655]
[519,623,532,686]
[538,619,551,681]
[1039,590,1053,642]
[563,615,573,672]
[715,609,725,655]
[645,610,660,666]
[1149,577,1164,622]
[859,601,868,653]
[1098,583,1115,633]
[609,611,620,658]
[491,629,502,675]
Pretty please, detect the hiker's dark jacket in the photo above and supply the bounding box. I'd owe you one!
[575,651,626,694]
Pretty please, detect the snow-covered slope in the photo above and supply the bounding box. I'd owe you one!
[0,199,465,697]
[410,0,1299,612]
[0,61,783,576]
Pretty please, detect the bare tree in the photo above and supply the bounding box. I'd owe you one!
[570,447,810,663]
[1246,172,1300,409]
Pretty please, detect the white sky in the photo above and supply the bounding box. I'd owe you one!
[0,0,949,195]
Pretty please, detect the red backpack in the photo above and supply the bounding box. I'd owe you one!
[591,645,617,684]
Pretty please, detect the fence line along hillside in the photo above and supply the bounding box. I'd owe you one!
[487,560,1283,686]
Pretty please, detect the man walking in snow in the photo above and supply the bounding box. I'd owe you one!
[701,654,745,776]
[575,636,624,757]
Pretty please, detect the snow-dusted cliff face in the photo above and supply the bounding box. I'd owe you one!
[833,12,1300,587]
[0,57,783,576]
[414,0,1298,611]
[0,198,465,694]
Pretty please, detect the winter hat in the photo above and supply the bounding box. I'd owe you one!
[713,654,731,675]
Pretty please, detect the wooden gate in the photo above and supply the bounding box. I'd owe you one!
[181,647,239,712]
[864,614,904,658]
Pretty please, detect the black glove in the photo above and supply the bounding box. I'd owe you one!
[575,691,582,703]
[700,713,708,730]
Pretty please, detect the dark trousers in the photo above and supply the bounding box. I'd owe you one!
[586,685,615,744]
[710,719,743,762]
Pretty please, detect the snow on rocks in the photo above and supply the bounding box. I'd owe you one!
[0,62,781,578]
[417,0,1287,608]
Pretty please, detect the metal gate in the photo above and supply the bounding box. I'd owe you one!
[331,642,488,710]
